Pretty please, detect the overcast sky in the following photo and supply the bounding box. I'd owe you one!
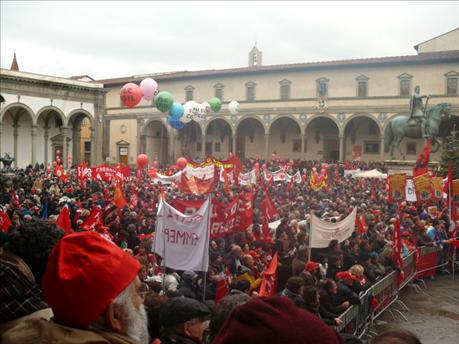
[1,1,458,80]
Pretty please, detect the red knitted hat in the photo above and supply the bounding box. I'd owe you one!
[212,296,344,344]
[305,261,320,272]
[42,231,141,328]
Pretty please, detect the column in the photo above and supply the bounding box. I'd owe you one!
[44,126,49,167]
[264,133,270,161]
[60,126,69,168]
[13,121,19,168]
[72,128,81,165]
[379,135,385,163]
[168,132,176,165]
[89,128,95,166]
[232,134,236,155]
[0,123,2,157]
[301,133,306,160]
[339,134,345,162]
[201,133,206,160]
[31,125,38,165]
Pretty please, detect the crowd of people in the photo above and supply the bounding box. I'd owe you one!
[0,157,456,344]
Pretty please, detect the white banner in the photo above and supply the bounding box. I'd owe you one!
[152,171,182,185]
[238,169,257,185]
[184,164,215,179]
[405,179,417,202]
[310,208,357,248]
[153,198,211,271]
[290,171,302,184]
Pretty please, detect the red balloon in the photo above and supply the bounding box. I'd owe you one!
[255,162,259,169]
[137,154,148,168]
[56,149,61,156]
[120,83,142,108]
[153,160,159,167]
[53,161,57,167]
[262,163,267,170]
[56,158,61,164]
[176,157,188,170]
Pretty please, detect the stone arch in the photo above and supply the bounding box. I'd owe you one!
[35,106,66,126]
[236,116,266,159]
[66,109,94,127]
[204,118,233,158]
[269,115,303,135]
[0,102,35,123]
[343,114,382,161]
[304,113,341,135]
[305,115,341,161]
[236,115,266,134]
[176,121,203,159]
[141,119,170,166]
[343,113,382,134]
[0,103,35,168]
[203,116,234,135]
[66,109,95,167]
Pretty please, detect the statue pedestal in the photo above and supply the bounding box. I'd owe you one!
[384,160,440,176]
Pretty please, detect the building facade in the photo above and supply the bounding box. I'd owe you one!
[1,28,459,168]
[101,29,459,166]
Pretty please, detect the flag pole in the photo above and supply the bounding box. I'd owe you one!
[202,195,212,302]
[308,211,312,262]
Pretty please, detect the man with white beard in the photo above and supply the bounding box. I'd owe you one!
[2,231,149,344]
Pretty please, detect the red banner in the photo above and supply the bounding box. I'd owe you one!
[233,191,254,232]
[259,252,278,296]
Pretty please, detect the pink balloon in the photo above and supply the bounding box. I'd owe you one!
[140,78,158,101]
[176,157,188,170]
[153,160,159,167]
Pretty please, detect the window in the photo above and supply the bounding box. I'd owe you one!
[292,139,301,152]
[279,79,291,100]
[185,85,194,101]
[84,141,91,152]
[316,78,329,97]
[214,142,221,152]
[447,77,458,94]
[246,81,256,101]
[364,141,380,154]
[400,80,410,96]
[398,73,413,96]
[406,142,417,155]
[214,83,224,100]
[355,75,369,97]
[358,82,367,97]
[205,142,213,155]
[196,142,202,152]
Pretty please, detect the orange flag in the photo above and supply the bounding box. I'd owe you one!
[114,184,127,209]
[259,252,278,296]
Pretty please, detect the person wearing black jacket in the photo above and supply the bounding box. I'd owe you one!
[318,279,350,317]
[302,286,343,326]
[335,272,361,305]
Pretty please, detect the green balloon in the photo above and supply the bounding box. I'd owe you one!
[209,97,222,112]
[154,91,174,113]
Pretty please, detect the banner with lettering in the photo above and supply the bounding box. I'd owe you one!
[233,191,254,232]
[430,176,444,201]
[405,179,417,202]
[152,171,181,185]
[310,208,357,248]
[413,173,432,203]
[153,198,211,271]
[388,173,406,203]
[184,160,215,179]
[238,169,257,186]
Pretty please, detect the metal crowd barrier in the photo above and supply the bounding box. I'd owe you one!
[335,246,455,339]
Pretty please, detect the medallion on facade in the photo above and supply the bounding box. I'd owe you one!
[230,115,238,124]
[299,113,308,123]
[263,114,271,124]
[315,97,328,113]
[337,112,346,124]
[378,112,387,123]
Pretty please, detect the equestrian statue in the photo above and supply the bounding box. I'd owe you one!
[384,85,451,159]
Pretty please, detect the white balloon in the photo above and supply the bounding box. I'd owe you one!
[181,102,194,123]
[201,101,211,113]
[228,100,240,115]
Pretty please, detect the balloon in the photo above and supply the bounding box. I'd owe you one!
[209,97,222,112]
[154,91,174,113]
[169,102,184,120]
[153,160,159,167]
[137,154,148,168]
[201,101,211,113]
[56,158,61,164]
[56,149,61,156]
[176,157,188,170]
[140,78,158,101]
[167,115,185,129]
[228,100,240,115]
[120,83,142,108]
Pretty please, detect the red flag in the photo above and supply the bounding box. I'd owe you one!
[56,206,73,235]
[114,184,127,209]
[54,164,68,181]
[81,207,103,231]
[130,187,138,208]
[214,278,228,304]
[0,210,12,232]
[231,155,243,184]
[259,252,278,296]
[261,188,277,221]
[355,212,366,235]
[413,139,431,178]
